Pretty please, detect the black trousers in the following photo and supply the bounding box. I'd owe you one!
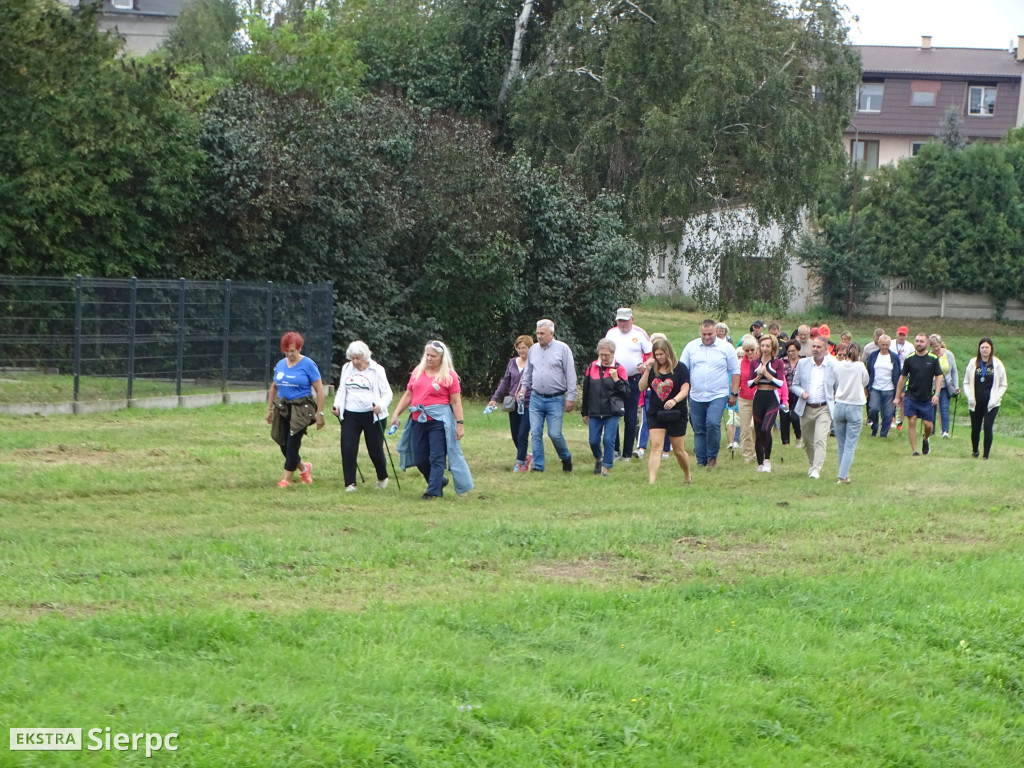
[779,390,802,444]
[970,400,998,459]
[340,410,389,486]
[279,430,305,473]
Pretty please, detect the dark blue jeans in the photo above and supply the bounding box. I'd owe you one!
[411,418,447,496]
[689,396,728,465]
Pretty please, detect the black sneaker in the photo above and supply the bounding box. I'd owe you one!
[530,467,543,472]
[421,493,438,501]
[922,437,930,455]
[562,458,573,473]
[593,459,601,475]
[912,451,921,456]
[442,476,450,489]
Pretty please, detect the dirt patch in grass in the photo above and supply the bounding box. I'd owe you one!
[529,554,646,585]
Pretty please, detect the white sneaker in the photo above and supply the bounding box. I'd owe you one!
[763,460,771,473]
[375,478,389,490]
[809,468,820,480]
[345,484,357,492]
[662,452,671,459]
[795,439,803,449]
[941,431,949,439]
[756,464,765,473]
[634,448,645,459]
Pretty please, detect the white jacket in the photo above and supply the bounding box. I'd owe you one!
[332,360,393,421]
[962,356,1008,412]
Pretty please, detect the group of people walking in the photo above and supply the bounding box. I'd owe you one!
[264,315,1008,496]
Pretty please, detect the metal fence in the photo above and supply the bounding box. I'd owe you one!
[0,275,334,402]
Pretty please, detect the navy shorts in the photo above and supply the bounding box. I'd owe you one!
[903,396,935,422]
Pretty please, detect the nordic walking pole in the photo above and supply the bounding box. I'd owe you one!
[950,392,959,437]
[379,419,401,490]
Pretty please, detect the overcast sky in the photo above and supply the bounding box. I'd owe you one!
[841,0,1024,49]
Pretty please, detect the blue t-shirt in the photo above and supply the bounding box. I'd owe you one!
[274,356,321,399]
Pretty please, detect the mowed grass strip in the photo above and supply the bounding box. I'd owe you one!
[1,310,1023,766]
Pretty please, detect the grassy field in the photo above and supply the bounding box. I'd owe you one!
[1,311,1022,766]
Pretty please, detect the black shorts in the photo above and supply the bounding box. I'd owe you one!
[648,408,687,438]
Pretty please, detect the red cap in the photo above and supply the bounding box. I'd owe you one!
[897,325,909,335]
[818,323,831,337]
[810,326,819,336]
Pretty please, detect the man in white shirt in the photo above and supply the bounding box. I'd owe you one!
[790,337,838,479]
[604,307,651,460]
[679,319,740,468]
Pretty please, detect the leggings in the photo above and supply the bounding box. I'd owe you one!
[970,398,998,458]
[752,390,778,464]
[279,430,305,472]
[340,410,388,486]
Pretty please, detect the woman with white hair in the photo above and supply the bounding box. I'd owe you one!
[331,340,392,492]
[390,340,474,499]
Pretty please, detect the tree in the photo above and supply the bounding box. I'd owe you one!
[508,0,861,240]
[0,0,203,277]
[936,106,967,150]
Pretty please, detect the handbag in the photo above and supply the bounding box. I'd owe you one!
[609,395,625,417]
[656,408,683,422]
[501,395,517,413]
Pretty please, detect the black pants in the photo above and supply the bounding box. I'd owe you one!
[279,430,305,473]
[970,400,998,459]
[340,410,388,486]
[752,390,778,464]
[779,391,802,444]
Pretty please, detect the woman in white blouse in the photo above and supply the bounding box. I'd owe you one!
[332,340,393,492]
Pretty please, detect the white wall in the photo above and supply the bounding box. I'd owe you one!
[645,208,813,313]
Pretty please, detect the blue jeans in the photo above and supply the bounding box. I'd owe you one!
[529,393,571,470]
[832,402,863,480]
[411,418,447,496]
[689,396,728,465]
[937,387,952,433]
[588,416,620,469]
[868,388,894,437]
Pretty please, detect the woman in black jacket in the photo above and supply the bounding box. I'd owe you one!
[581,338,631,477]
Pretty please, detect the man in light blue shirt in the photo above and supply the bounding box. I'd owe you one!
[679,319,740,468]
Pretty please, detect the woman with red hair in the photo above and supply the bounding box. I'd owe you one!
[266,331,326,488]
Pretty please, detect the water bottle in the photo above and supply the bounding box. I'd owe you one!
[387,423,398,435]
[483,405,496,415]
[517,399,524,415]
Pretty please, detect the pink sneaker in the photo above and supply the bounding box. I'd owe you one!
[277,478,291,488]
[525,453,534,471]
[299,462,313,484]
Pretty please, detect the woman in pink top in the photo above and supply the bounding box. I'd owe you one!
[390,341,467,499]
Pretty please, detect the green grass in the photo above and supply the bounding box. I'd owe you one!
[1,310,1023,766]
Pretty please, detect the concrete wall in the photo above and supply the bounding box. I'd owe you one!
[860,278,1024,321]
[0,389,269,417]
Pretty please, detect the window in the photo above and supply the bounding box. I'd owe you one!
[810,85,825,104]
[851,140,880,172]
[911,142,928,156]
[910,80,939,107]
[968,85,996,116]
[657,253,667,279]
[112,0,133,8]
[857,83,884,112]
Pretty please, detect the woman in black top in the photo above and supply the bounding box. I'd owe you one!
[637,338,692,485]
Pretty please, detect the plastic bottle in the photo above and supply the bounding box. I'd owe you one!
[483,405,496,415]
[387,423,398,435]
